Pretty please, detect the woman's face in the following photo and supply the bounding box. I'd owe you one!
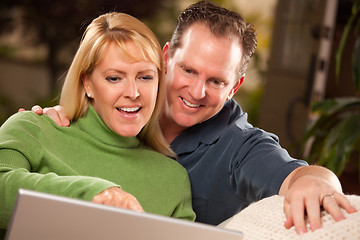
[83,41,159,137]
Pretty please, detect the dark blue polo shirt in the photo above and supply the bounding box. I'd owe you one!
[171,99,308,225]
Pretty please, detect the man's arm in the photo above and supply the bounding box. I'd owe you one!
[279,165,357,234]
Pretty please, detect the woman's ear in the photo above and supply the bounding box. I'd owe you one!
[82,75,92,98]
[226,75,245,101]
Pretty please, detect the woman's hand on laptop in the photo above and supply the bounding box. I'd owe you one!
[20,105,70,127]
[92,187,144,212]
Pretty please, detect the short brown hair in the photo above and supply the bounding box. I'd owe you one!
[169,1,257,77]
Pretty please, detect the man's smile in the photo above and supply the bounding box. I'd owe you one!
[181,97,201,108]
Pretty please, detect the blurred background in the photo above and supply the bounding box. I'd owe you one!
[0,0,359,193]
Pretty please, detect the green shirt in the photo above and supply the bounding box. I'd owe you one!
[0,105,195,228]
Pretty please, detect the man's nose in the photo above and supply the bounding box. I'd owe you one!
[188,79,206,100]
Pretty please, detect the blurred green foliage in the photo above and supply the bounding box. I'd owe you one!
[305,0,360,179]
[0,0,168,93]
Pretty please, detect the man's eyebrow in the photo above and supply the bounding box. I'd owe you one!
[179,62,197,73]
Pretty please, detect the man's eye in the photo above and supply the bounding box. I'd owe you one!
[182,67,193,74]
[213,80,220,85]
[209,79,225,89]
[105,76,121,82]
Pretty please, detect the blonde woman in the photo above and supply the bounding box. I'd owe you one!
[0,12,195,230]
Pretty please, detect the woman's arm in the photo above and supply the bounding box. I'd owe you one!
[0,112,143,228]
[170,174,196,221]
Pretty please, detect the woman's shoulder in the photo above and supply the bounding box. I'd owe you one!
[1,110,57,132]
[140,146,187,173]
[2,111,39,127]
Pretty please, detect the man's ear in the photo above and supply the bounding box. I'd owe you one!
[226,75,245,101]
[163,42,170,74]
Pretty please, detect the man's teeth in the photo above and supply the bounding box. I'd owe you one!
[119,107,140,112]
[183,99,200,108]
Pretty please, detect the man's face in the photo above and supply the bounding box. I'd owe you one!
[163,23,243,129]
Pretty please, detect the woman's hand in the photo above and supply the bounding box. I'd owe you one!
[92,187,144,212]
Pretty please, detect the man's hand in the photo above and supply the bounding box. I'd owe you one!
[21,105,70,127]
[279,166,357,234]
[92,187,144,212]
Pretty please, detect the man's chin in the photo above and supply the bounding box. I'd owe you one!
[174,115,200,128]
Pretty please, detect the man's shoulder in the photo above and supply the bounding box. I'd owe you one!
[221,100,252,128]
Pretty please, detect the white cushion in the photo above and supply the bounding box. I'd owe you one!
[219,195,360,240]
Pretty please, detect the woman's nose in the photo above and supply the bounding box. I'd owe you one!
[124,79,140,100]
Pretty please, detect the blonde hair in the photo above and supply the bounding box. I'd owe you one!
[60,12,174,157]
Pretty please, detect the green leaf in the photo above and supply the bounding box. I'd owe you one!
[352,0,360,15]
[311,97,360,115]
[353,31,360,91]
[305,98,360,140]
[319,114,360,174]
[311,99,337,114]
[335,0,360,81]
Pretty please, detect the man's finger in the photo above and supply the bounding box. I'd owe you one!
[31,105,43,115]
[304,197,321,232]
[290,198,307,234]
[322,193,345,222]
[53,105,70,127]
[43,107,63,126]
[335,193,357,214]
[283,201,294,229]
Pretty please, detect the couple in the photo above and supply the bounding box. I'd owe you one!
[1,1,357,235]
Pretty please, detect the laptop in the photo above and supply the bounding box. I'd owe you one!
[5,189,243,240]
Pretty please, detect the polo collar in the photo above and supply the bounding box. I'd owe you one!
[171,100,243,154]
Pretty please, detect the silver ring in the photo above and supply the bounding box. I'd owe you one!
[321,194,334,206]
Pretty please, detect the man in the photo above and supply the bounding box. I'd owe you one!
[27,1,356,234]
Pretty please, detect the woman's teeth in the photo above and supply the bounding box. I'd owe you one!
[117,107,140,113]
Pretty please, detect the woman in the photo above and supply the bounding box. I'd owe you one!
[0,12,195,229]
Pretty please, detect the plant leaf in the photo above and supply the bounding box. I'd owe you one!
[335,0,360,81]
[304,98,360,142]
[311,97,360,115]
[320,114,360,174]
[353,31,360,91]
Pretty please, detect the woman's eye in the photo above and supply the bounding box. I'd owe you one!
[105,76,121,82]
[139,75,154,81]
